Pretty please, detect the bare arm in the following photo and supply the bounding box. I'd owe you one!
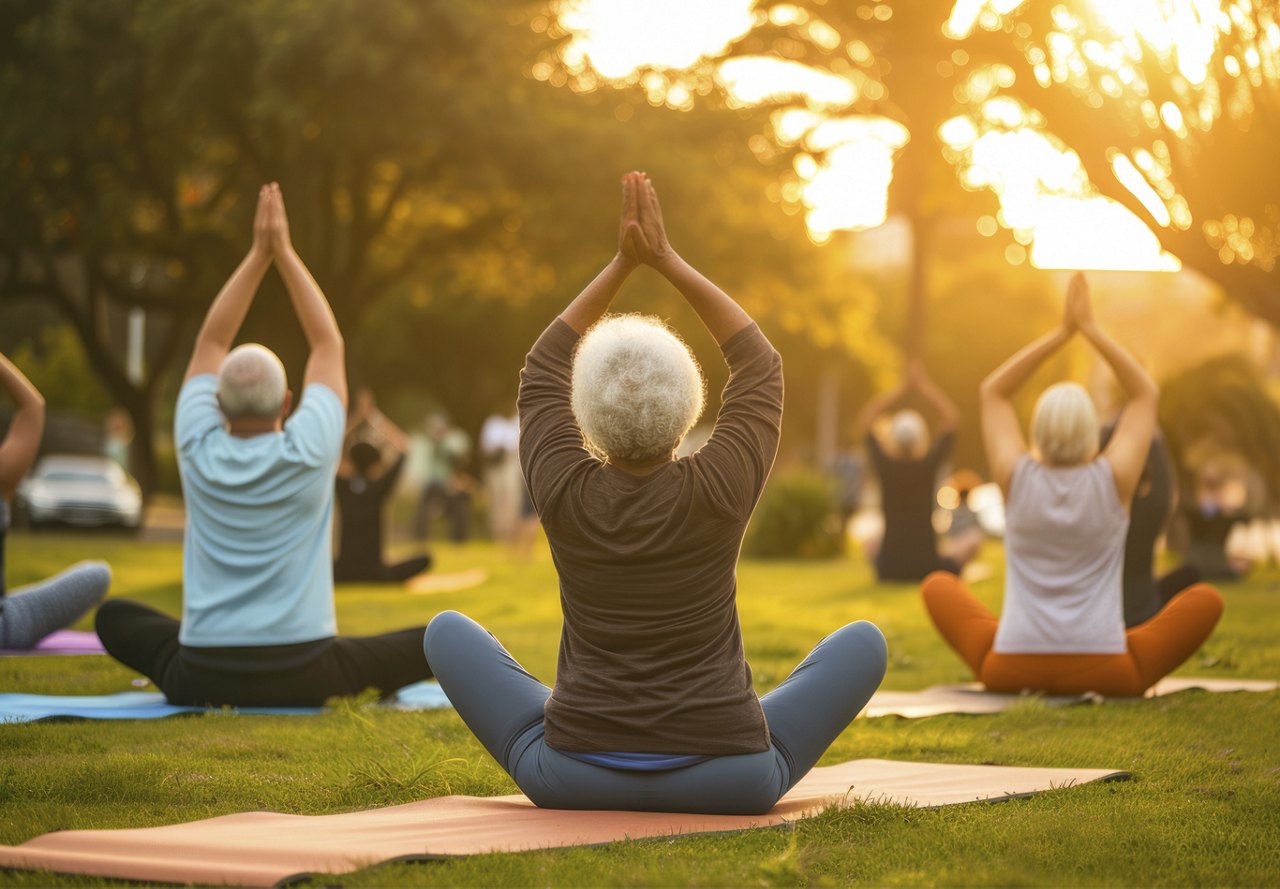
[184,186,273,381]
[852,380,911,444]
[912,360,960,434]
[266,184,347,408]
[1073,277,1158,504]
[367,411,410,454]
[559,174,642,333]
[980,326,1072,494]
[630,173,753,344]
[0,353,45,500]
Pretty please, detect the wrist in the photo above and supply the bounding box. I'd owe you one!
[613,251,638,272]
[248,243,272,264]
[651,248,682,276]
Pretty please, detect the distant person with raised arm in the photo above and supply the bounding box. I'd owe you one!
[0,353,110,648]
[923,274,1223,696]
[334,388,432,583]
[425,172,886,815]
[96,184,431,705]
[856,358,977,582]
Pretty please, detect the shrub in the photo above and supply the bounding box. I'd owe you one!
[745,470,845,559]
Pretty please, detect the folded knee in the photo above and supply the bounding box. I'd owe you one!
[423,610,472,659]
[835,620,889,675]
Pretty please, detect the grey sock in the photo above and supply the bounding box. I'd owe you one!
[0,561,112,649]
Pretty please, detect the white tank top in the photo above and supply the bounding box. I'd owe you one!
[994,456,1129,654]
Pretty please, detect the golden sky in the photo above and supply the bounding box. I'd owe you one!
[550,0,1247,272]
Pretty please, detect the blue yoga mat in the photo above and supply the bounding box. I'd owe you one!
[0,681,451,724]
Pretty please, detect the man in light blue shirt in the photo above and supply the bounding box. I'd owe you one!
[97,184,431,706]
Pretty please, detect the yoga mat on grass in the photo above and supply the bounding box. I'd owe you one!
[0,681,450,723]
[861,676,1278,719]
[0,629,106,657]
[0,758,1128,887]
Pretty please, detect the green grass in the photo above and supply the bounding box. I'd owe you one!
[2,533,1278,887]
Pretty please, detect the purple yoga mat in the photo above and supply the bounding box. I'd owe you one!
[0,629,106,656]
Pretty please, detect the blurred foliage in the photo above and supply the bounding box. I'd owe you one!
[6,326,112,416]
[543,0,1280,326]
[1158,354,1280,499]
[745,470,844,559]
[0,0,888,492]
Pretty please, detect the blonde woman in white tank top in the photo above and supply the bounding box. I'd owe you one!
[921,274,1223,696]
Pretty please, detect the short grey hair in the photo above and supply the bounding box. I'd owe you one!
[571,315,706,465]
[217,344,287,420]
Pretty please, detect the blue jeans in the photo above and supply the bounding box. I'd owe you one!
[424,611,887,815]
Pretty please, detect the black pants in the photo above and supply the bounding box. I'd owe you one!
[334,554,432,584]
[95,599,431,707]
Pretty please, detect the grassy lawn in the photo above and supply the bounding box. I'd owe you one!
[2,531,1278,887]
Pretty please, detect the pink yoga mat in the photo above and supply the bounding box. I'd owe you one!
[0,629,105,657]
[0,758,1128,886]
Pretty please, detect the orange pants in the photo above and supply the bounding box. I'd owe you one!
[921,572,1224,697]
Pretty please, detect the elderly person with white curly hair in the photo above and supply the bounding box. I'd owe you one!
[922,273,1223,696]
[425,172,887,815]
[96,184,431,706]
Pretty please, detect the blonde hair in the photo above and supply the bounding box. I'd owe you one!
[1031,382,1099,467]
[217,344,287,420]
[571,314,706,464]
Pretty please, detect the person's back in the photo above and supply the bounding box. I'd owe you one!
[529,319,781,754]
[97,183,431,705]
[176,372,342,645]
[923,273,1223,697]
[425,172,886,816]
[996,456,1127,654]
[868,430,953,580]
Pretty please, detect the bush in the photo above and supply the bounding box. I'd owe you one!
[745,470,845,559]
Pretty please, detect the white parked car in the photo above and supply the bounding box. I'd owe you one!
[16,455,142,529]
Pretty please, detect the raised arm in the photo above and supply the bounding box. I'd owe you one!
[266,184,347,408]
[911,359,960,435]
[0,353,45,500]
[852,379,911,445]
[1073,276,1159,505]
[629,173,753,344]
[559,173,642,333]
[184,186,273,381]
[979,295,1075,493]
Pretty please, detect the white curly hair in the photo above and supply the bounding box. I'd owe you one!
[217,343,287,420]
[571,314,706,464]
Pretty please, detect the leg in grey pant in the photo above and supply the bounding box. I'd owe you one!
[424,611,886,815]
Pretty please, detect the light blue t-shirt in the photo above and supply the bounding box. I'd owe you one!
[175,375,345,647]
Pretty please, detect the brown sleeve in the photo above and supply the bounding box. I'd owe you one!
[518,318,592,514]
[692,323,784,520]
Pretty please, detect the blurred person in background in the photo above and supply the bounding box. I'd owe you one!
[413,412,473,544]
[855,358,978,582]
[0,352,110,649]
[334,388,432,584]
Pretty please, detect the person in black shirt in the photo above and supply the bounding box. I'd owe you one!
[334,392,431,584]
[1100,423,1201,627]
[856,359,977,582]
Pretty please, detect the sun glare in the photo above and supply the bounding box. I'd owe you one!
[550,0,1237,272]
[557,0,755,79]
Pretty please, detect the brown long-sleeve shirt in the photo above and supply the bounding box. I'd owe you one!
[518,318,783,754]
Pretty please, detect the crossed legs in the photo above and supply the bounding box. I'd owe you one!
[921,571,1224,697]
[424,610,886,814]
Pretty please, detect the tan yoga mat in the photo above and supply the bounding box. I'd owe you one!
[0,758,1126,886]
[861,676,1278,719]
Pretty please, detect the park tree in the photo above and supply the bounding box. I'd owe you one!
[537,0,1280,337]
[0,0,864,494]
